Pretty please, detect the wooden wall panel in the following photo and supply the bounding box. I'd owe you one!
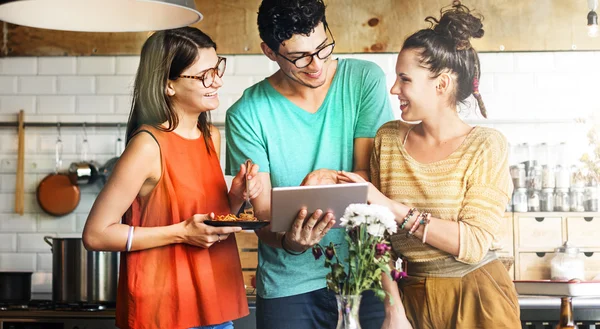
[1,0,599,57]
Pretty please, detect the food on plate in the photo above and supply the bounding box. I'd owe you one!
[214,213,259,222]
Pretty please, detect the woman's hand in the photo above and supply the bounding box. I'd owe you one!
[180,213,242,248]
[337,171,388,205]
[230,161,262,201]
[381,313,414,329]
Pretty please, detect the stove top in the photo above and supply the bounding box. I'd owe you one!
[0,300,115,312]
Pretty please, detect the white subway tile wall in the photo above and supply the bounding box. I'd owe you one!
[0,52,599,293]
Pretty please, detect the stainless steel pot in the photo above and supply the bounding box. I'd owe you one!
[43,236,118,303]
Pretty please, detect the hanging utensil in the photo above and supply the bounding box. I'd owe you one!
[15,110,25,215]
[236,159,254,217]
[68,123,99,185]
[98,123,124,186]
[37,123,81,217]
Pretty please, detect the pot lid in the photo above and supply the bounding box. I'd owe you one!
[555,241,580,254]
[0,0,202,32]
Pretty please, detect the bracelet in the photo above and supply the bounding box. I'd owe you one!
[421,213,432,244]
[281,233,306,256]
[407,212,426,237]
[399,208,416,231]
[126,226,134,252]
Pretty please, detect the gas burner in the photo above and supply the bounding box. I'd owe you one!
[0,300,116,312]
[52,301,115,312]
[0,303,28,311]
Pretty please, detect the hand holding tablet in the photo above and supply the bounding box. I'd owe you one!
[269,183,369,232]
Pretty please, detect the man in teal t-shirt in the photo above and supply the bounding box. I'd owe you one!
[225,1,393,328]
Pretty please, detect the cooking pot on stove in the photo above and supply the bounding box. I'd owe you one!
[43,236,118,303]
[0,272,32,303]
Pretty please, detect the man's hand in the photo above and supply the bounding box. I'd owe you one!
[301,169,338,186]
[283,208,335,252]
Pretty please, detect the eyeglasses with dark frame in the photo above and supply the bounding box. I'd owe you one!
[275,25,336,69]
[179,56,227,88]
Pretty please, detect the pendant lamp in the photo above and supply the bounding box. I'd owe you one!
[0,0,202,32]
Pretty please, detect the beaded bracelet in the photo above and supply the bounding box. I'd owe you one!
[281,233,306,256]
[407,212,428,237]
[421,213,432,244]
[399,208,416,231]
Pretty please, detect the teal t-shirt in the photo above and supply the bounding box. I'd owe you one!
[225,58,393,298]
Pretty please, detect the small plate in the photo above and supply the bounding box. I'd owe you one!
[204,220,269,230]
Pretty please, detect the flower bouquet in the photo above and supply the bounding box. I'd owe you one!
[312,203,406,328]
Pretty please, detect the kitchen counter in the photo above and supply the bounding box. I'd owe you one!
[519,295,600,309]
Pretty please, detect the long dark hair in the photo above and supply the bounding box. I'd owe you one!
[403,2,487,117]
[126,27,217,150]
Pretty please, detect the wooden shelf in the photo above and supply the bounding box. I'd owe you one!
[509,212,600,218]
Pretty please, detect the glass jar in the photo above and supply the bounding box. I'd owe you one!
[584,185,599,212]
[550,241,585,281]
[528,190,541,212]
[541,165,555,189]
[555,165,571,189]
[540,188,555,212]
[571,166,586,188]
[569,187,585,212]
[510,164,526,189]
[554,188,570,212]
[527,163,542,190]
[513,188,528,212]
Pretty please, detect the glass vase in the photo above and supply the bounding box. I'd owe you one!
[336,294,362,329]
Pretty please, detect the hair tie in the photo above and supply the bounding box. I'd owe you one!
[472,77,480,94]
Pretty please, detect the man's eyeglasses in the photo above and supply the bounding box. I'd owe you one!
[179,56,227,88]
[275,26,335,69]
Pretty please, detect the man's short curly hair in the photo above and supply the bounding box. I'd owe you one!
[257,0,327,52]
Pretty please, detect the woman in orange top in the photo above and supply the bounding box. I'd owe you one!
[82,27,262,329]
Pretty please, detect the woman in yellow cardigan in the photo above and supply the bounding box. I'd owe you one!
[339,3,520,329]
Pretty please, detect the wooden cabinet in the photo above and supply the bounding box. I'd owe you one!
[516,216,563,251]
[566,217,600,248]
[512,212,600,280]
[236,231,259,290]
[518,252,553,280]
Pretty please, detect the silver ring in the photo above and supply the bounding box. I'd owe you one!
[217,234,221,242]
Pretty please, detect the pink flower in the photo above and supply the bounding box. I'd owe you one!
[391,269,407,282]
[375,243,390,257]
[325,246,335,260]
[312,246,323,260]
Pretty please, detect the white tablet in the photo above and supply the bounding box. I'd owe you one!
[269,183,369,232]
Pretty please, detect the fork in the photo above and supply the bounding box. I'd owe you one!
[236,159,254,217]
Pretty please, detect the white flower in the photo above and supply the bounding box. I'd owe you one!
[367,222,386,237]
[341,203,397,236]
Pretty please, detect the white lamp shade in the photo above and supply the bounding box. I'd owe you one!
[0,0,202,32]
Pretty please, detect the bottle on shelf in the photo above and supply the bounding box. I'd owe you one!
[541,188,555,212]
[554,297,578,329]
[584,184,598,212]
[513,188,528,212]
[569,187,585,212]
[554,188,571,212]
[528,190,541,212]
[510,163,527,189]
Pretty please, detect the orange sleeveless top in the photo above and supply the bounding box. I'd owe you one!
[116,125,248,329]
